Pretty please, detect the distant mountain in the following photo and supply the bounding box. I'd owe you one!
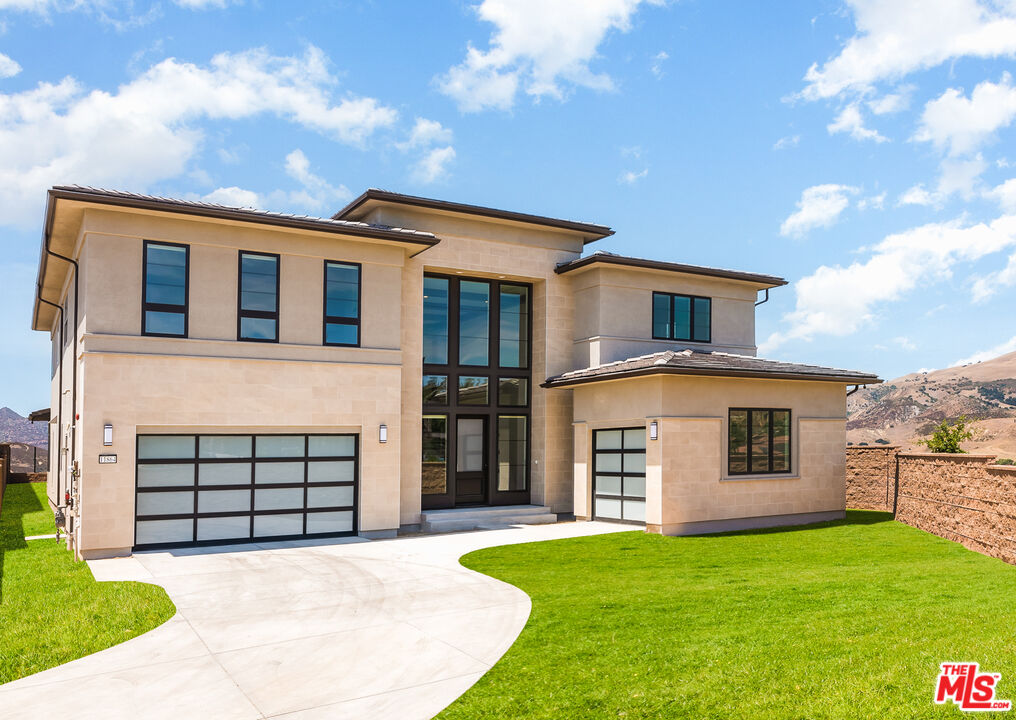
[847,350,1016,457]
[0,407,49,448]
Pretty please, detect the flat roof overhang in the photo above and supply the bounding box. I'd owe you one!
[542,366,883,389]
[554,253,788,289]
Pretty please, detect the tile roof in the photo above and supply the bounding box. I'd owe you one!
[48,185,439,244]
[333,188,614,242]
[543,349,881,387]
[554,251,787,287]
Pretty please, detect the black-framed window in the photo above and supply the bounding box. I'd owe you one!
[238,251,279,342]
[324,261,360,346]
[652,291,711,343]
[728,408,791,475]
[143,241,189,337]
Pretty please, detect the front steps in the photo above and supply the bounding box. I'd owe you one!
[420,505,559,533]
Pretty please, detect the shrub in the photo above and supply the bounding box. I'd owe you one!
[874,438,890,444]
[995,458,1015,466]
[918,415,973,453]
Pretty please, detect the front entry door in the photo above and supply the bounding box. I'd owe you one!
[455,417,487,504]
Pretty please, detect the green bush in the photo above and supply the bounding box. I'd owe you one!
[874,438,890,445]
[995,458,1015,466]
[918,416,973,453]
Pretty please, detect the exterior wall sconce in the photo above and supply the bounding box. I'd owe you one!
[649,421,658,441]
[379,424,388,444]
[103,423,113,446]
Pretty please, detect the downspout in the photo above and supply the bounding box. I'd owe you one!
[35,289,63,506]
[846,384,865,397]
[754,288,770,307]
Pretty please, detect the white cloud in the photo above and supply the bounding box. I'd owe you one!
[780,184,859,237]
[173,0,236,8]
[913,73,1016,156]
[399,117,453,150]
[894,336,917,351]
[800,0,1016,101]
[650,50,668,78]
[986,177,1016,211]
[618,168,648,184]
[955,335,1016,365]
[857,191,886,210]
[281,148,350,209]
[411,145,456,184]
[867,85,915,114]
[827,103,888,142]
[437,0,663,112]
[773,134,800,150]
[0,52,21,78]
[0,46,396,227]
[762,213,1016,352]
[896,155,988,206]
[898,184,936,206]
[202,185,259,207]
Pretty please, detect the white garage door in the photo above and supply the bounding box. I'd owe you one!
[593,427,646,524]
[135,433,357,549]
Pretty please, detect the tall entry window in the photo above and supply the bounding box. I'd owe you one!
[238,251,279,342]
[422,273,531,509]
[323,261,360,346]
[143,241,189,337]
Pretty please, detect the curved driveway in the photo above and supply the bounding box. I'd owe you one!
[0,521,632,720]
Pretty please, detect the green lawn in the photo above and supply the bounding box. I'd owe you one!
[0,483,175,684]
[440,511,1016,719]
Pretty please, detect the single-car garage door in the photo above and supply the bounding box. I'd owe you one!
[593,427,646,524]
[135,433,357,549]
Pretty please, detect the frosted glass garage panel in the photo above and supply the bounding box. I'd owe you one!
[623,453,646,473]
[623,429,646,449]
[137,464,194,488]
[624,476,646,498]
[198,490,251,513]
[199,436,252,459]
[136,519,192,545]
[307,485,354,508]
[255,462,304,484]
[199,463,252,485]
[308,435,355,457]
[137,491,193,516]
[255,488,304,511]
[256,436,304,457]
[138,436,195,459]
[595,498,622,519]
[254,513,303,537]
[595,476,622,496]
[307,461,355,483]
[306,511,353,534]
[595,454,622,472]
[197,516,250,542]
[623,500,646,522]
[596,430,622,449]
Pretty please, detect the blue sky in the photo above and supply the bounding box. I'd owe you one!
[1,0,1016,415]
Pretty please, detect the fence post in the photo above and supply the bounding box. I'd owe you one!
[891,452,900,518]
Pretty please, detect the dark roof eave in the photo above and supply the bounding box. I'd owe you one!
[541,366,883,389]
[554,254,788,287]
[47,187,440,246]
[28,408,51,422]
[334,188,614,243]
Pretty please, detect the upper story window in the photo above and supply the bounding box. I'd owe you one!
[143,240,189,337]
[238,251,279,342]
[459,280,490,366]
[728,408,791,475]
[423,276,450,365]
[652,291,711,343]
[323,261,360,347]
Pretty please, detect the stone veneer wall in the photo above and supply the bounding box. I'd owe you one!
[845,446,1016,565]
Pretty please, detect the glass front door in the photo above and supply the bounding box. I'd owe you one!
[421,273,532,509]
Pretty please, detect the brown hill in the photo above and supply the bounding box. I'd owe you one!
[847,350,1016,458]
[0,407,48,448]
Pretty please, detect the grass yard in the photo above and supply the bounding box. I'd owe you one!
[440,511,1016,719]
[0,482,175,684]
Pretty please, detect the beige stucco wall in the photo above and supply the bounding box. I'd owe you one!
[571,374,847,534]
[570,265,762,367]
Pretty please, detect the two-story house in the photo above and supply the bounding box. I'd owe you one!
[32,185,879,558]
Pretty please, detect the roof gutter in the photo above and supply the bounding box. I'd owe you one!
[542,366,883,389]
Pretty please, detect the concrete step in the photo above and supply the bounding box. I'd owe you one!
[420,505,558,533]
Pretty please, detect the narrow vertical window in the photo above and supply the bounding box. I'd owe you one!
[497,416,527,491]
[323,261,360,346]
[499,285,529,368]
[459,280,490,366]
[143,241,188,337]
[422,415,448,495]
[652,292,671,339]
[238,252,279,342]
[423,276,449,365]
[728,410,748,474]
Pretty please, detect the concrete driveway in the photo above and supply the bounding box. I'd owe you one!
[0,521,633,719]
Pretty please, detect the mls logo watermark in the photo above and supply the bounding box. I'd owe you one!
[936,663,1012,712]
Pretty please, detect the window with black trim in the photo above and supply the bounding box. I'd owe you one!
[238,251,279,342]
[143,241,189,337]
[323,261,360,346]
[652,291,711,343]
[728,408,791,475]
